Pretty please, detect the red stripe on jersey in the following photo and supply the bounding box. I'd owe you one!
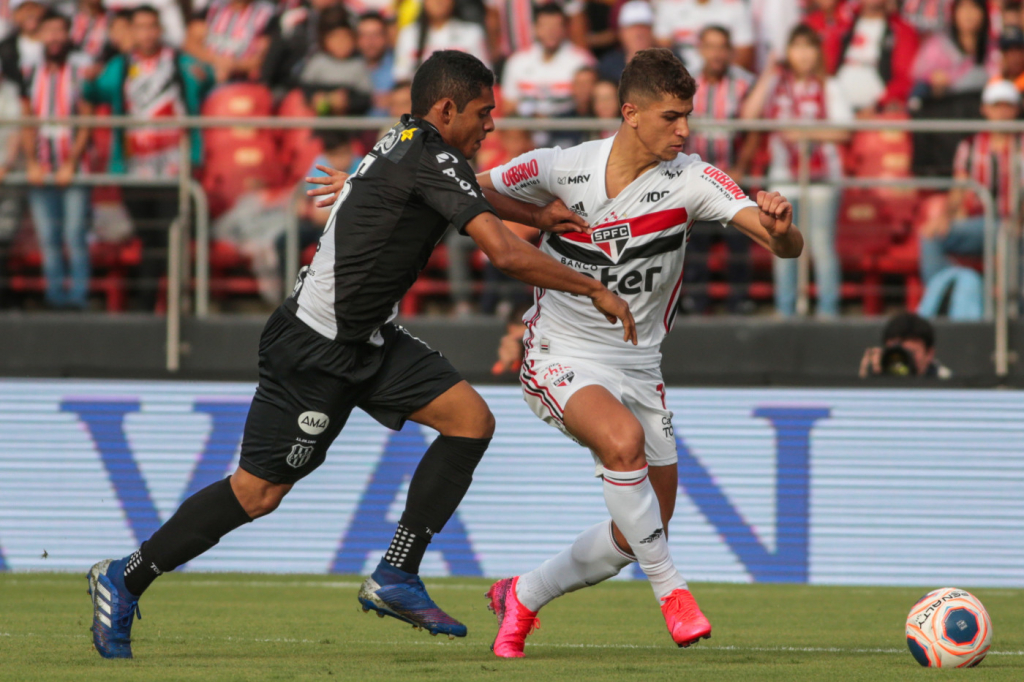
[560,208,689,244]
[663,270,685,332]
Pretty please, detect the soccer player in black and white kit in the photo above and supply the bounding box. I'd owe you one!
[86,50,636,659]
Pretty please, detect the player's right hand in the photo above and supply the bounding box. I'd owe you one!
[306,165,349,208]
[590,288,638,345]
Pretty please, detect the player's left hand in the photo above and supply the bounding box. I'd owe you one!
[305,165,349,208]
[534,199,592,235]
[756,190,793,238]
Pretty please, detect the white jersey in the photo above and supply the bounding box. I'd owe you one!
[490,137,756,369]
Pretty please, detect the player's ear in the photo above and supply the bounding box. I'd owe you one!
[621,102,639,128]
[438,98,457,125]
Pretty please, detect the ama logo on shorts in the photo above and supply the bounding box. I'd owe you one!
[299,411,329,435]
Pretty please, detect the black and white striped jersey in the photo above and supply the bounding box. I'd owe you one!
[286,115,494,343]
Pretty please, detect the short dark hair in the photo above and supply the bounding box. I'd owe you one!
[315,129,352,150]
[883,312,935,349]
[618,48,695,106]
[358,11,388,26]
[534,2,566,21]
[131,5,161,22]
[112,8,134,23]
[39,8,71,29]
[699,24,731,46]
[410,50,494,117]
[318,6,352,47]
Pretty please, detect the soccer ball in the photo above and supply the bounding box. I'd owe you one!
[905,587,992,667]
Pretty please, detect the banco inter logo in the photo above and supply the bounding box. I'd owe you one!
[298,411,330,435]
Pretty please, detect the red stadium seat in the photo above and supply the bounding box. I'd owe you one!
[276,90,324,188]
[201,83,283,216]
[7,235,142,312]
[200,135,284,217]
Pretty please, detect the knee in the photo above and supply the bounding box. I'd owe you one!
[243,485,289,518]
[442,404,495,440]
[599,423,646,471]
[466,406,496,440]
[231,474,291,519]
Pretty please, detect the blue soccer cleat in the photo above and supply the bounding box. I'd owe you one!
[87,558,141,659]
[358,560,467,638]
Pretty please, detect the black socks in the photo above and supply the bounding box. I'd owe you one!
[123,477,252,596]
[384,435,490,574]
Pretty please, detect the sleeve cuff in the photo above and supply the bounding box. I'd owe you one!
[453,203,496,235]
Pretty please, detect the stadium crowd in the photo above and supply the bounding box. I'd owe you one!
[0,0,1020,317]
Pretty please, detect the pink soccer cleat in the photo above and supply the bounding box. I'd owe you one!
[485,577,541,658]
[660,588,712,647]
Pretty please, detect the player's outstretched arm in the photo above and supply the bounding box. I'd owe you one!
[729,190,804,258]
[476,171,591,234]
[465,211,637,344]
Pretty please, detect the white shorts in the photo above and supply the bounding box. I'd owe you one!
[519,355,678,471]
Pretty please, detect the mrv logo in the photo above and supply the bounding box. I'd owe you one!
[557,173,590,185]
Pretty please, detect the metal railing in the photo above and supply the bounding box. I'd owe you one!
[0,115,1018,376]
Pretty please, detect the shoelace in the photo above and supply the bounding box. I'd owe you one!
[116,601,142,631]
[661,592,697,619]
[515,613,541,635]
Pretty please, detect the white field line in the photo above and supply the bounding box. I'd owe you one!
[8,577,1024,598]
[3,631,1022,656]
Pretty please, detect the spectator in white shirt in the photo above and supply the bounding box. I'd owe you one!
[654,0,755,72]
[392,0,490,82]
[501,2,595,117]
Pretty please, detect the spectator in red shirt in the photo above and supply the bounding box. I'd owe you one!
[832,0,920,114]
[742,24,853,317]
[683,24,755,314]
[918,80,1022,285]
[803,0,853,74]
[22,11,94,310]
[184,0,278,82]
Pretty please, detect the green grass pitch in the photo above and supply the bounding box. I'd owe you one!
[2,573,1022,681]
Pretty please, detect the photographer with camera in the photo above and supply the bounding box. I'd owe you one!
[859,312,952,379]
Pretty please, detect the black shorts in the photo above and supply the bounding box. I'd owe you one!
[238,307,463,484]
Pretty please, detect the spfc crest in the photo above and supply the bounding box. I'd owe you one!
[591,223,631,263]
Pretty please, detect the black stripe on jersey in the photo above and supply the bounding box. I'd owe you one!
[547,232,686,266]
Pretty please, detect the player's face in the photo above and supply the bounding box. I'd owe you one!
[449,87,496,157]
[632,95,693,162]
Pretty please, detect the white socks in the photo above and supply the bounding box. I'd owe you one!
[600,466,687,601]
[516,520,636,612]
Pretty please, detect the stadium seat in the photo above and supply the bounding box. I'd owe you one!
[201,83,274,150]
[201,83,283,217]
[200,135,284,217]
[7,234,142,312]
[276,90,324,188]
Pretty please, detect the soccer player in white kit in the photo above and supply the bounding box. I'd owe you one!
[476,48,805,656]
